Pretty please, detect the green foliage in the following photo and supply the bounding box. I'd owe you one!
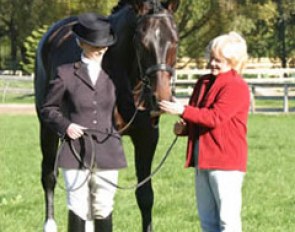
[175,0,295,66]
[20,25,49,74]
[0,0,294,70]
[67,0,118,16]
[0,0,118,71]
[1,114,295,231]
[16,0,118,74]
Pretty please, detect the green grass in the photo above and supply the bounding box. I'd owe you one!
[0,94,35,104]
[1,114,295,231]
[254,99,295,111]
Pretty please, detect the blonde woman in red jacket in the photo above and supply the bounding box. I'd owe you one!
[159,32,250,232]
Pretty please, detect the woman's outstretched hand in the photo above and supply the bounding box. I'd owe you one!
[159,97,185,116]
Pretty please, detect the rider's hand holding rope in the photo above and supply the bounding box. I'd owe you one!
[66,123,87,140]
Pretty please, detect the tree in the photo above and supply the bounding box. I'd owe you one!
[0,0,117,71]
[275,0,295,67]
[175,0,219,60]
[174,0,294,67]
[0,0,66,70]
[20,25,49,74]
[0,0,294,71]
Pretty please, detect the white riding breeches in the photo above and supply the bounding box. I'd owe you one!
[62,168,118,220]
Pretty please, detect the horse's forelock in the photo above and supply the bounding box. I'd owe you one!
[152,0,162,13]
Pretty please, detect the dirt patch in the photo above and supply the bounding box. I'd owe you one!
[0,104,36,115]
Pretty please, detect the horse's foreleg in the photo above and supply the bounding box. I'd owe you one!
[42,163,57,232]
[135,181,154,232]
[131,125,159,232]
[40,123,59,232]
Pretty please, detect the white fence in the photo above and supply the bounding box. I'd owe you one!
[0,75,34,103]
[173,68,295,113]
[175,68,295,81]
[1,68,295,112]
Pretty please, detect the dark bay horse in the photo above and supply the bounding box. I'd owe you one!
[34,0,179,231]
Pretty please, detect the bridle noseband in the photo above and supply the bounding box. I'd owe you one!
[145,63,175,78]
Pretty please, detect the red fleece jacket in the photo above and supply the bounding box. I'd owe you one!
[181,69,250,172]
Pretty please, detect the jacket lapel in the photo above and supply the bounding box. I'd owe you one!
[74,61,95,90]
[197,79,210,106]
[94,68,108,89]
[190,76,212,107]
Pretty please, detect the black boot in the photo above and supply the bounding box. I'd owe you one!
[68,210,85,232]
[94,213,112,232]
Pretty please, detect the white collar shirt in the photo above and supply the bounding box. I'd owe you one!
[81,54,103,86]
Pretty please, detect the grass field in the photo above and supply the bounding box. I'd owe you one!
[1,114,295,232]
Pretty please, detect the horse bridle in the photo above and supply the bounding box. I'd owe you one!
[134,12,175,85]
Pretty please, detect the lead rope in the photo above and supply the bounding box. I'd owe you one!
[53,132,178,191]
[93,135,178,190]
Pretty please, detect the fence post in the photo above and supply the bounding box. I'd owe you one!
[249,85,256,113]
[283,84,289,113]
[171,73,176,96]
[1,80,9,103]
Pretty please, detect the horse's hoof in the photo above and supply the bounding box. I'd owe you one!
[43,219,58,232]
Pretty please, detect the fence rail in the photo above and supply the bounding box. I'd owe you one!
[0,75,34,103]
[1,68,295,113]
[175,68,295,79]
[173,68,295,113]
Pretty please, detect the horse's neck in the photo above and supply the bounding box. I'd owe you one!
[44,17,80,78]
[108,5,139,83]
[110,5,137,44]
[45,17,77,46]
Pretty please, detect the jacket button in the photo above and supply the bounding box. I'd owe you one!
[93,120,97,124]
[93,110,97,114]
[93,101,97,105]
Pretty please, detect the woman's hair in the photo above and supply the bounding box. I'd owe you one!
[206,31,248,73]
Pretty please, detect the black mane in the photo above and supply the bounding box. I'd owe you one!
[112,0,164,14]
[112,0,130,14]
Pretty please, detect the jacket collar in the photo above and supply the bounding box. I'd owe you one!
[74,61,109,90]
[74,61,97,90]
[215,69,237,80]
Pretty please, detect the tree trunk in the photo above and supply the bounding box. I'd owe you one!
[277,0,287,70]
[9,18,18,72]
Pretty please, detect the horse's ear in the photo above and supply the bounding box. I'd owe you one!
[130,0,154,15]
[162,0,180,13]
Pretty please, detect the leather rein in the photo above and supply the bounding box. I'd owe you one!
[54,129,178,191]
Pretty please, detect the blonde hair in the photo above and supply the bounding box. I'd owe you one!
[206,31,248,73]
